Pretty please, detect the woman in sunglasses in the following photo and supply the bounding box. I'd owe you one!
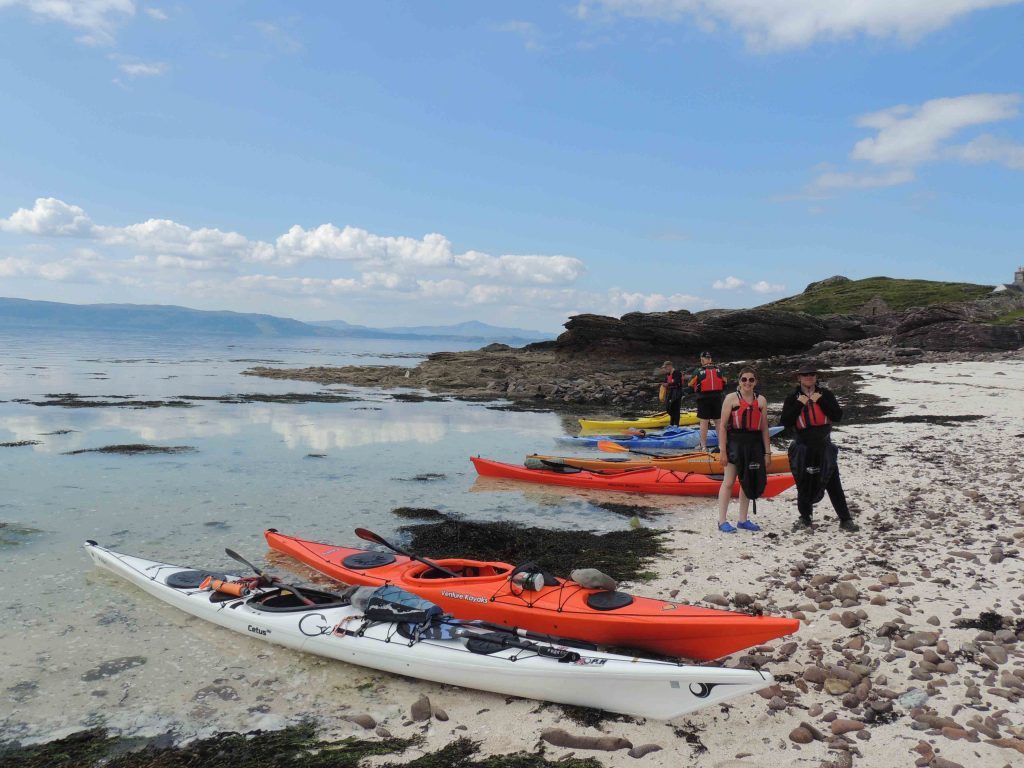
[716,366,771,533]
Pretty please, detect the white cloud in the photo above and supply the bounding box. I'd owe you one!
[0,197,721,325]
[808,168,916,194]
[494,20,542,50]
[0,0,136,45]
[603,288,706,313]
[0,198,96,236]
[144,7,166,21]
[947,134,1024,170]
[576,0,1023,51]
[274,224,583,284]
[252,21,303,54]
[118,61,168,76]
[852,94,1020,166]
[802,93,1023,198]
[710,276,784,293]
[712,275,744,290]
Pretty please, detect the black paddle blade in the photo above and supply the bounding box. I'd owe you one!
[353,527,458,578]
[354,527,388,547]
[225,547,264,576]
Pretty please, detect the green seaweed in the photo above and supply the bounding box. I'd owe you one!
[63,444,197,456]
[401,514,668,582]
[382,737,604,768]
[392,507,446,520]
[0,723,414,768]
[0,522,44,547]
[0,728,604,768]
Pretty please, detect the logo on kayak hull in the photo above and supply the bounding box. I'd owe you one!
[441,590,488,604]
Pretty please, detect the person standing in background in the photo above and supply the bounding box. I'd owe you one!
[716,366,769,533]
[780,363,860,533]
[660,360,684,427]
[689,351,726,450]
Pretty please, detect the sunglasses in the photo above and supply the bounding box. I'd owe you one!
[739,376,756,383]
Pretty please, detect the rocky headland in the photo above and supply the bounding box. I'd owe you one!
[244,276,1024,409]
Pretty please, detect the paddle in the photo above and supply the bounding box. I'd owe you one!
[451,628,582,662]
[224,547,315,606]
[354,528,459,578]
[596,440,692,458]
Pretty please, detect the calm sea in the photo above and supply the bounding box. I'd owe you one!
[0,329,691,743]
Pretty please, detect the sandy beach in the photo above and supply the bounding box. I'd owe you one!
[3,358,1023,767]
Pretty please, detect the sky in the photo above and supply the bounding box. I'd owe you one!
[0,1,1022,333]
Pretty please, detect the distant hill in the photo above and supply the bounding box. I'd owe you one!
[309,318,551,343]
[761,276,994,316]
[0,297,553,343]
[0,297,334,337]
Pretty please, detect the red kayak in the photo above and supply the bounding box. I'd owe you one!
[471,457,796,497]
[265,529,799,660]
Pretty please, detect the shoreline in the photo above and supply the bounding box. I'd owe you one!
[3,359,1023,767]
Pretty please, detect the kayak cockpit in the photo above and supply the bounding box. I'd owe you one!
[247,587,351,612]
[404,560,512,581]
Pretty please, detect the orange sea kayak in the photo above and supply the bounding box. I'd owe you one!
[265,529,799,660]
[472,457,796,497]
[526,452,791,475]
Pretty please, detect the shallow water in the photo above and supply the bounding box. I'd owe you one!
[0,330,692,744]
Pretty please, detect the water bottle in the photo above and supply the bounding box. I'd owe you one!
[510,571,544,592]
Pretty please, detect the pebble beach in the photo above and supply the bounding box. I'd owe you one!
[333,358,1024,767]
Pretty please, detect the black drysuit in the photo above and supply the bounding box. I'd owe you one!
[780,386,852,523]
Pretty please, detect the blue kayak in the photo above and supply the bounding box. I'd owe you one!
[557,426,785,450]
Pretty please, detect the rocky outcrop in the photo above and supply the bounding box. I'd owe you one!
[245,286,1023,407]
[896,321,1024,351]
[803,275,851,293]
[554,309,871,360]
[892,293,1024,351]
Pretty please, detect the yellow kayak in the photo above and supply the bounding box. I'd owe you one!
[527,452,791,475]
[578,411,698,431]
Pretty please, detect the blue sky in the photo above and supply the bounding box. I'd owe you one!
[1,1,1022,332]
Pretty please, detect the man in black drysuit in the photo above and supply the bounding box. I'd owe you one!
[780,362,860,533]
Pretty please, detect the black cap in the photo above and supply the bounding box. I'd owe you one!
[795,362,820,375]
[699,351,712,359]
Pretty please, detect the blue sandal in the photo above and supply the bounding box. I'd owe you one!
[737,520,761,532]
[718,521,737,533]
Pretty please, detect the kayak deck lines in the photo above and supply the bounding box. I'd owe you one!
[84,540,774,719]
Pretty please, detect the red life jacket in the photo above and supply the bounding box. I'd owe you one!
[729,394,762,432]
[694,366,724,393]
[796,398,831,430]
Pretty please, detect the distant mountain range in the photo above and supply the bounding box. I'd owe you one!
[0,297,553,343]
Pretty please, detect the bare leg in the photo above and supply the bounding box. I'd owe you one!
[709,418,719,449]
[717,463,738,524]
[700,419,710,450]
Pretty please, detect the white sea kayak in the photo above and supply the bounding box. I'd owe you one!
[84,541,773,720]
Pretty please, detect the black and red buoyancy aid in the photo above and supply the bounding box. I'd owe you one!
[796,397,831,430]
[730,394,763,432]
[694,366,724,393]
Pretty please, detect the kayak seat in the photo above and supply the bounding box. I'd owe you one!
[166,569,228,589]
[251,587,350,612]
[586,591,634,611]
[343,552,397,569]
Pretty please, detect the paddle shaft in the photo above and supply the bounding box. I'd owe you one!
[224,547,315,606]
[354,528,459,578]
